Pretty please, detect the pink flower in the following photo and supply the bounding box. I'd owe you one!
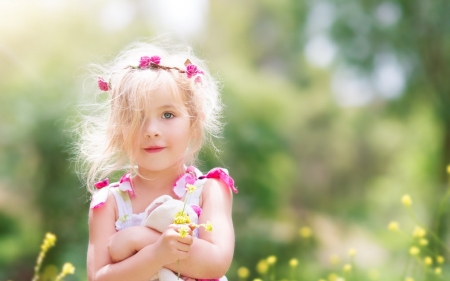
[139,56,161,68]
[186,64,204,78]
[97,77,109,91]
[94,178,109,189]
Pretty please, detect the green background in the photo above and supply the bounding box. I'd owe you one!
[1,1,449,280]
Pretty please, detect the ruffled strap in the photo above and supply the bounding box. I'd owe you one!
[90,173,135,209]
[173,167,237,199]
[199,168,238,194]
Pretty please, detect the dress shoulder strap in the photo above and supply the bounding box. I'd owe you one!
[110,188,133,219]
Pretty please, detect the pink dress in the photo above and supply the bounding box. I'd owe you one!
[90,167,237,281]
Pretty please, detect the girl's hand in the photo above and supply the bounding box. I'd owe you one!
[155,224,193,265]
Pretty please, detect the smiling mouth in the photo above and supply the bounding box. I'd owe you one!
[144,147,165,153]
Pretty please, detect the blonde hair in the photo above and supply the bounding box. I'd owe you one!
[74,40,223,193]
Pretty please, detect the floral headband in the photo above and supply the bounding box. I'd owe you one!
[97,56,204,91]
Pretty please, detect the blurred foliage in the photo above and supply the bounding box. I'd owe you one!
[0,0,449,280]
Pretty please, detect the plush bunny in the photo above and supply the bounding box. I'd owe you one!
[141,195,199,281]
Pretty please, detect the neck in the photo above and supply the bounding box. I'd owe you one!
[134,163,186,191]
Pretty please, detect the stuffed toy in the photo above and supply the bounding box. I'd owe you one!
[141,195,199,281]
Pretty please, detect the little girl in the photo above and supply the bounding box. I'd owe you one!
[75,40,237,281]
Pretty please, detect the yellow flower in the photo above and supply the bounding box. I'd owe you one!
[186,184,197,194]
[41,232,57,252]
[289,258,298,267]
[237,267,250,279]
[203,221,213,232]
[178,225,190,238]
[437,255,445,264]
[256,259,269,274]
[447,165,450,174]
[435,267,442,275]
[419,238,428,246]
[328,273,337,281]
[348,248,357,257]
[329,254,340,265]
[253,279,263,281]
[409,246,420,256]
[405,278,414,281]
[412,226,426,238]
[401,194,412,207]
[266,255,277,265]
[343,264,352,273]
[55,263,75,281]
[424,256,433,266]
[388,221,399,231]
[299,226,312,238]
[174,211,190,224]
[62,263,75,274]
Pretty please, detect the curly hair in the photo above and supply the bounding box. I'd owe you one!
[73,40,223,193]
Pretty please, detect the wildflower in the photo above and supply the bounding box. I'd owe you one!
[178,225,190,238]
[388,221,399,231]
[424,256,433,266]
[97,77,109,91]
[343,264,352,273]
[436,255,445,264]
[348,248,357,257]
[266,255,277,265]
[256,259,269,274]
[237,267,250,279]
[328,273,338,281]
[412,226,426,238]
[409,246,420,256]
[435,267,442,275]
[329,254,340,265]
[405,278,414,281]
[186,64,204,78]
[447,165,450,174]
[253,279,263,281]
[299,226,312,238]
[186,183,196,194]
[55,263,75,281]
[419,238,428,246]
[289,258,298,267]
[174,211,190,224]
[139,55,161,68]
[401,194,412,207]
[41,233,57,251]
[203,221,213,232]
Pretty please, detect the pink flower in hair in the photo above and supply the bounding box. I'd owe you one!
[186,64,204,78]
[98,77,109,91]
[139,56,161,68]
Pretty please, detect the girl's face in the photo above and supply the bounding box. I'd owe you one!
[128,87,192,175]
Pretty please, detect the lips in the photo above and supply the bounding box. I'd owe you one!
[144,146,165,153]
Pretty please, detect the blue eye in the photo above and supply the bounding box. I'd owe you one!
[162,112,174,119]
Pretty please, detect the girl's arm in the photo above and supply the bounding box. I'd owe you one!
[106,178,234,279]
[165,178,235,279]
[87,193,193,281]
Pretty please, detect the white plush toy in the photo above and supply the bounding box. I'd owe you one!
[141,195,199,281]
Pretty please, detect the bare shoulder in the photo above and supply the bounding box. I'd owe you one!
[202,178,233,200]
[88,191,118,230]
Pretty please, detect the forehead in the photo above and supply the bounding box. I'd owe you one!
[131,69,185,103]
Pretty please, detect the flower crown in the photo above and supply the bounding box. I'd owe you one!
[97,56,204,91]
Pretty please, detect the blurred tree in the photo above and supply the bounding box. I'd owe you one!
[326,0,450,249]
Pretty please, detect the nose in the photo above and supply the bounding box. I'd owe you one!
[143,118,160,138]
